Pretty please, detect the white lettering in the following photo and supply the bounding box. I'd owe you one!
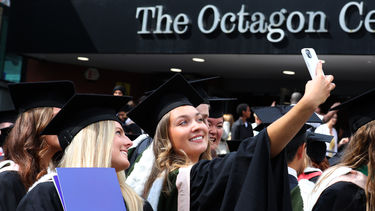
[221,12,236,33]
[198,5,221,34]
[364,10,375,32]
[287,11,305,33]
[136,7,156,34]
[305,11,328,32]
[174,14,189,34]
[339,1,363,33]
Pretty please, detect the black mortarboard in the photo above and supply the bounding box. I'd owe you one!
[42,94,132,150]
[208,97,237,118]
[8,81,75,112]
[113,85,127,95]
[144,76,220,103]
[189,76,220,104]
[127,73,205,137]
[306,131,333,164]
[0,110,18,123]
[330,88,375,134]
[253,105,322,131]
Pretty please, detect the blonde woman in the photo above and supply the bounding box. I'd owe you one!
[128,68,334,211]
[16,94,152,211]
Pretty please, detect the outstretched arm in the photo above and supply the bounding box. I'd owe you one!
[267,61,335,157]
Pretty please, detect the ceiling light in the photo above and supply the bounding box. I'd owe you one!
[282,70,295,75]
[192,58,205,62]
[170,68,182,72]
[77,56,89,61]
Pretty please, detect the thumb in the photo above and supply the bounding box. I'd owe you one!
[315,61,324,77]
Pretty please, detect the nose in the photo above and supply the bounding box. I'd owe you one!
[124,135,133,148]
[192,119,208,132]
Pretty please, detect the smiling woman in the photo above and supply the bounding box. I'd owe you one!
[128,64,335,211]
[16,94,152,211]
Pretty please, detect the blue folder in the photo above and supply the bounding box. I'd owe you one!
[53,168,127,211]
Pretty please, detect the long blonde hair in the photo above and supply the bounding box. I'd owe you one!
[143,111,212,198]
[314,120,375,211]
[58,120,144,211]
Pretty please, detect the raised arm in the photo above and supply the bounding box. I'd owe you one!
[267,61,335,157]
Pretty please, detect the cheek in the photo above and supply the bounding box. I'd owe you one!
[45,135,62,150]
[217,129,223,139]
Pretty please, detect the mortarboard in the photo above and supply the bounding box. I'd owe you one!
[127,73,205,138]
[8,81,75,112]
[306,131,333,164]
[330,88,375,134]
[189,76,220,104]
[252,105,322,131]
[208,97,237,118]
[0,110,18,123]
[42,94,132,150]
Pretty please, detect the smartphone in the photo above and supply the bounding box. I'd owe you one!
[301,48,324,79]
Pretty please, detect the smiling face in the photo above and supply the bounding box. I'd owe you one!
[111,121,133,171]
[208,117,224,151]
[168,105,209,163]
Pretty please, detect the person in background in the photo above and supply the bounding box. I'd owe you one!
[0,110,18,159]
[315,113,338,157]
[307,88,375,211]
[222,114,234,140]
[290,92,302,105]
[231,103,254,140]
[113,85,127,96]
[117,105,142,141]
[0,81,75,211]
[207,98,234,157]
[17,94,152,211]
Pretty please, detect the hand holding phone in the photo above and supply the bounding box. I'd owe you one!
[301,48,325,79]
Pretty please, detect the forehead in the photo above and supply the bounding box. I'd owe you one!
[114,121,122,128]
[208,117,224,124]
[170,105,199,119]
[195,104,209,116]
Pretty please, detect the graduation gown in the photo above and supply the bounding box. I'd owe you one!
[16,181,153,211]
[154,129,291,211]
[312,181,366,211]
[0,171,26,211]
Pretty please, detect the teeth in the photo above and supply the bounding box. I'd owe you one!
[121,151,128,156]
[191,136,203,141]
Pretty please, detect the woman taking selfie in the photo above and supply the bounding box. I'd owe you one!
[17,94,152,211]
[127,65,334,211]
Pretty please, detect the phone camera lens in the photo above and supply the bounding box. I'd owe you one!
[306,49,312,58]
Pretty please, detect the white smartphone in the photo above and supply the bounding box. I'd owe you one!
[301,48,324,79]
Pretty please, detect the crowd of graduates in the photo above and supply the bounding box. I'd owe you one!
[0,61,374,211]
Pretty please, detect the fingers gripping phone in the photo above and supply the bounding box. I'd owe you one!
[301,48,324,79]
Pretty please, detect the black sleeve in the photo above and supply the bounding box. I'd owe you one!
[0,171,26,211]
[190,129,291,211]
[16,182,63,211]
[230,121,240,140]
[312,181,366,211]
[143,200,154,211]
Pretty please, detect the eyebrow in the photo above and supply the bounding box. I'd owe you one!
[175,112,201,119]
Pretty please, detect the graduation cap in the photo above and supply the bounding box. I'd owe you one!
[208,97,237,118]
[0,110,18,123]
[330,88,375,134]
[252,105,322,131]
[144,76,220,104]
[127,73,205,138]
[8,81,75,112]
[189,76,220,104]
[306,131,333,164]
[42,94,132,150]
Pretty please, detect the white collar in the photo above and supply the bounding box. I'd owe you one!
[288,167,298,179]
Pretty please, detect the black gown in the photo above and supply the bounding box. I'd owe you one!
[17,181,153,211]
[0,171,26,211]
[312,181,366,211]
[189,129,291,211]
